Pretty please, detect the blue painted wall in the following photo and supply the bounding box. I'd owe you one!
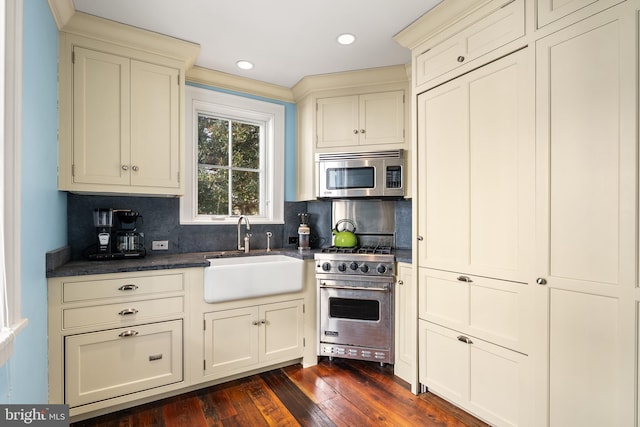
[187,83,298,201]
[0,0,66,403]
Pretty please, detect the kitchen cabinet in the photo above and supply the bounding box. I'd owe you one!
[419,320,530,427]
[416,48,534,284]
[394,263,417,392]
[316,91,405,148]
[536,0,623,28]
[415,0,524,88]
[48,269,194,417]
[293,67,410,201]
[57,21,198,196]
[202,299,304,379]
[533,4,636,426]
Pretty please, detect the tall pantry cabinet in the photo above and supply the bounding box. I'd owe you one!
[396,0,638,426]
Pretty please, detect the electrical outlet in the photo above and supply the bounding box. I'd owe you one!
[288,236,298,245]
[152,240,169,250]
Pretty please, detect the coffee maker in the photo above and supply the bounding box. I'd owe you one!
[87,208,146,260]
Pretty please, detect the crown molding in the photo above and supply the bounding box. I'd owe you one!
[186,66,295,103]
[47,0,74,30]
[291,65,409,101]
[394,0,494,49]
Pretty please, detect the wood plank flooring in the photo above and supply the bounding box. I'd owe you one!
[71,358,489,427]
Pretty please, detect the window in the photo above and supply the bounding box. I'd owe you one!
[181,86,284,224]
[0,0,27,367]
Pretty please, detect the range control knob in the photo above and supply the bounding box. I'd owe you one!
[350,262,359,271]
[376,264,387,274]
[360,264,369,273]
[322,262,331,272]
[338,263,347,272]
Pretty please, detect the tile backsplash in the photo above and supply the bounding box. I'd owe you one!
[67,194,411,260]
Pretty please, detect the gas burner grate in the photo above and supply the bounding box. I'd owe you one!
[321,246,392,255]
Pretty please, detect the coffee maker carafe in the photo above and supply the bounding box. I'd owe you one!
[114,210,145,257]
[297,213,310,251]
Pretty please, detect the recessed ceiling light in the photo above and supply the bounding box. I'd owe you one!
[236,60,254,70]
[337,33,356,45]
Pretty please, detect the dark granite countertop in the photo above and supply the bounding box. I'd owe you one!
[46,248,319,278]
[46,247,411,278]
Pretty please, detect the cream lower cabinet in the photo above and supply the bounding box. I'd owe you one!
[203,299,304,379]
[419,320,529,427]
[393,263,417,392]
[48,269,192,417]
[533,5,637,426]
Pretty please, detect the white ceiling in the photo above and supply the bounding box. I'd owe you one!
[72,0,442,88]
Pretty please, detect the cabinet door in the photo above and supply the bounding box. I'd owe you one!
[417,48,533,283]
[204,307,259,377]
[316,95,359,148]
[65,320,183,407]
[72,47,130,186]
[358,91,405,146]
[537,0,623,28]
[420,320,529,427]
[535,8,636,427]
[394,263,417,391]
[130,60,180,189]
[260,300,304,364]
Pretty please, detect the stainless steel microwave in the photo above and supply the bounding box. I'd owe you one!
[316,149,405,198]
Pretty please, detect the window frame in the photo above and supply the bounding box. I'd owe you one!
[181,85,285,225]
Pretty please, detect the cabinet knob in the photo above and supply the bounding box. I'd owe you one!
[536,277,547,285]
[132,165,139,172]
[417,236,424,241]
[122,165,129,171]
[353,129,359,134]
[457,55,465,63]
[360,129,366,134]
[398,280,404,286]
[118,330,139,338]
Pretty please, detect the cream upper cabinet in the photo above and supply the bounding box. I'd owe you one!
[316,91,405,149]
[533,5,636,426]
[57,16,198,196]
[415,0,525,88]
[537,0,624,28]
[69,46,180,194]
[417,48,534,283]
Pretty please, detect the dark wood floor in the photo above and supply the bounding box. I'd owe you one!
[71,358,489,427]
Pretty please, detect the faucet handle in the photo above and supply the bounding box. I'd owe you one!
[266,231,272,252]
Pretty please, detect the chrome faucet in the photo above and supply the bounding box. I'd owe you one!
[237,215,251,252]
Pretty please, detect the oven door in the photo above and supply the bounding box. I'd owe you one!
[319,282,392,349]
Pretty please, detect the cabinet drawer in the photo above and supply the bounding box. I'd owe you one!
[63,296,184,329]
[418,268,528,353]
[65,320,183,407]
[416,0,524,87]
[62,273,184,303]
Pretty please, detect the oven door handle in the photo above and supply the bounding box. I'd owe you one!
[319,283,390,292]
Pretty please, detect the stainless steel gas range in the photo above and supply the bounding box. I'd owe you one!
[315,200,397,365]
[315,248,395,365]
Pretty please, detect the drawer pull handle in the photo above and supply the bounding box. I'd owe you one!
[149,354,163,361]
[457,275,472,283]
[457,335,473,344]
[118,308,139,316]
[118,330,139,338]
[118,284,139,291]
